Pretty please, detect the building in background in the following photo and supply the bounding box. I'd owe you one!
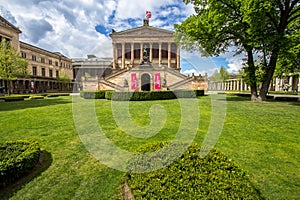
[0,15,73,94]
[79,17,208,92]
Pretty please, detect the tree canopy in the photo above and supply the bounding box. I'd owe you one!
[175,0,300,101]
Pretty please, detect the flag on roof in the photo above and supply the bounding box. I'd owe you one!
[146,11,152,19]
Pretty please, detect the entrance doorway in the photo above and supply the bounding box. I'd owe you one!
[141,73,151,91]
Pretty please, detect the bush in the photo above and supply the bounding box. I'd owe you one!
[126,142,262,199]
[29,96,44,100]
[82,90,113,99]
[268,91,299,95]
[47,94,59,98]
[105,90,204,101]
[274,96,300,101]
[0,140,41,188]
[4,96,25,102]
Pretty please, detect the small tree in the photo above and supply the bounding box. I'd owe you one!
[57,71,72,91]
[0,39,28,95]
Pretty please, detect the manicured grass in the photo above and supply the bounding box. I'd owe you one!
[0,95,299,199]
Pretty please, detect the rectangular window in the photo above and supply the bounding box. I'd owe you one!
[49,59,52,65]
[32,66,37,76]
[49,69,53,78]
[32,55,37,61]
[55,61,58,66]
[21,52,26,58]
[41,57,45,63]
[42,68,46,77]
[56,70,59,78]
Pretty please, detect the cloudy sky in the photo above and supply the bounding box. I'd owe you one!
[0,0,243,75]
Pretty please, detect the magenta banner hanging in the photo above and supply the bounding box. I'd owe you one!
[131,73,137,90]
[155,73,161,90]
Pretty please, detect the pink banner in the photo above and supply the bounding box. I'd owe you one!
[131,73,137,90]
[155,73,161,90]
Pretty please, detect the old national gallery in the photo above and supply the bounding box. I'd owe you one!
[80,19,208,92]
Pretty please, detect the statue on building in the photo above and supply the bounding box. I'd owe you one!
[140,44,151,65]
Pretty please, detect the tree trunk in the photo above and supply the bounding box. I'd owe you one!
[259,49,279,101]
[246,49,258,101]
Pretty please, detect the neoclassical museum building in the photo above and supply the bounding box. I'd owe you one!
[0,15,73,94]
[80,18,208,92]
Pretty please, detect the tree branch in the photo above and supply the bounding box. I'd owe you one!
[288,13,300,24]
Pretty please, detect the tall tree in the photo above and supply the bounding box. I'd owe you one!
[174,0,259,100]
[175,0,300,101]
[0,39,28,95]
[242,0,300,100]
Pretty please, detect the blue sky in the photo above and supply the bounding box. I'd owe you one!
[0,0,243,75]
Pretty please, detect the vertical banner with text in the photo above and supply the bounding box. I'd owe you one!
[155,73,161,90]
[131,73,137,90]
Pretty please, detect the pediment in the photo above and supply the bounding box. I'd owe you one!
[110,26,174,38]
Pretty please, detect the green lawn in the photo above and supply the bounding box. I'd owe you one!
[0,95,299,199]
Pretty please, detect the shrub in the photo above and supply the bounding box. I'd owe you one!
[274,96,300,101]
[4,96,25,102]
[268,91,298,95]
[47,94,59,97]
[82,90,112,99]
[105,91,114,100]
[29,96,44,100]
[105,90,204,101]
[0,140,41,188]
[126,142,262,199]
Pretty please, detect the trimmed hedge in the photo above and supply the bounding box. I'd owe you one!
[0,140,41,188]
[29,96,44,100]
[126,142,261,199]
[82,90,113,99]
[3,96,25,102]
[82,90,205,101]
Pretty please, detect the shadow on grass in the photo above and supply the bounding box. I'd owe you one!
[289,102,300,106]
[0,98,71,112]
[225,96,251,101]
[0,150,53,200]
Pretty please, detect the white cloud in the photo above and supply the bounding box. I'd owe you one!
[0,0,225,75]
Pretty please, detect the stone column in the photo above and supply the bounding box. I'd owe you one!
[113,43,117,69]
[233,80,237,91]
[121,43,125,69]
[149,43,153,62]
[140,43,143,61]
[131,43,134,65]
[298,74,300,92]
[280,78,284,91]
[289,75,293,91]
[158,43,162,65]
[176,45,180,69]
[168,43,171,68]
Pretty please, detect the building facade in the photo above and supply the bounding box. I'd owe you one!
[0,15,73,94]
[81,19,208,92]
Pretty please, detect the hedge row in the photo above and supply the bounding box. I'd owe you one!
[0,140,41,188]
[0,93,70,102]
[82,90,205,101]
[126,142,262,199]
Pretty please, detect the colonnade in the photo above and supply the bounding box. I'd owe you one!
[112,42,180,69]
[209,79,250,91]
[209,75,300,92]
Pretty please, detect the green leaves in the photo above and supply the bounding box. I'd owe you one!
[0,39,28,81]
[126,142,262,199]
[0,140,40,188]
